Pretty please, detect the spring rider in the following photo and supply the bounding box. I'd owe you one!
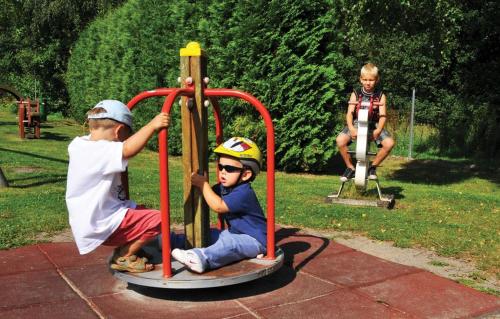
[326,96,395,208]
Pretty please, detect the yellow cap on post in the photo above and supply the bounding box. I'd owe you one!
[180,42,204,57]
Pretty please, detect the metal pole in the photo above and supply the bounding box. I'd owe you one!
[408,88,416,160]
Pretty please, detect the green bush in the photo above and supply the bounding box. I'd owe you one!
[66,0,351,171]
[66,0,499,169]
[66,0,200,153]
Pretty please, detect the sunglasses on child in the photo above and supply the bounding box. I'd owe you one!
[218,163,244,173]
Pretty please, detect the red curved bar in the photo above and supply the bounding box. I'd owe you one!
[122,89,175,200]
[209,97,225,230]
[127,88,194,278]
[127,88,175,110]
[210,97,224,151]
[126,87,276,278]
[205,89,276,259]
[158,88,194,277]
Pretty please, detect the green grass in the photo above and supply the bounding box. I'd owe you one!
[429,260,450,267]
[0,108,498,294]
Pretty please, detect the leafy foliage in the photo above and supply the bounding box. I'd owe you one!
[340,0,499,157]
[66,0,201,153]
[66,0,352,170]
[0,0,124,113]
[4,0,499,170]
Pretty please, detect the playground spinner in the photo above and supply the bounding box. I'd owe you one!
[112,42,283,288]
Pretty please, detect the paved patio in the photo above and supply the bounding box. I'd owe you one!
[0,226,498,318]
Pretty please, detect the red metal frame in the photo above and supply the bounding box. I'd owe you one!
[127,88,276,278]
[209,97,225,230]
[205,89,276,261]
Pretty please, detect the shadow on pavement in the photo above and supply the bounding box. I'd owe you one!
[126,226,330,301]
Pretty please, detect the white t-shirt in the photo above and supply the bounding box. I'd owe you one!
[65,136,136,254]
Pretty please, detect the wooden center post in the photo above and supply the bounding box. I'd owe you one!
[179,42,210,248]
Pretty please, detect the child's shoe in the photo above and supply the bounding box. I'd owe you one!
[368,166,378,180]
[340,167,355,182]
[172,248,205,273]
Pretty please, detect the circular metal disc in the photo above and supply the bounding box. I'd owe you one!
[110,248,284,289]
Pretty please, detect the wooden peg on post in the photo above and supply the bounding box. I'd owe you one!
[179,42,210,248]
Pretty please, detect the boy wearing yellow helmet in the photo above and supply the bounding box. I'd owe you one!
[171,137,267,273]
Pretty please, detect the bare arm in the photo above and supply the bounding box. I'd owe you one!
[191,173,229,213]
[347,92,357,138]
[373,94,387,138]
[123,113,169,159]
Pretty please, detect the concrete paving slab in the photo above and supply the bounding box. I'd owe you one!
[0,269,78,309]
[0,226,498,318]
[277,232,354,270]
[0,299,99,319]
[228,266,341,310]
[90,291,249,319]
[38,242,113,268]
[63,263,127,297]
[255,288,415,319]
[302,250,422,287]
[0,245,53,276]
[358,271,500,319]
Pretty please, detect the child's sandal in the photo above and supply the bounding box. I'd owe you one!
[111,255,154,273]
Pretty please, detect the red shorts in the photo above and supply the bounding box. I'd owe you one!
[103,207,161,247]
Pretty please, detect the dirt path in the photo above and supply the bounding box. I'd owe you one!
[45,226,498,294]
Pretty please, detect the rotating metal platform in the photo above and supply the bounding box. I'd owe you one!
[109,248,284,289]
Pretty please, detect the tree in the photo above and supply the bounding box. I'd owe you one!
[0,0,125,113]
[66,0,352,171]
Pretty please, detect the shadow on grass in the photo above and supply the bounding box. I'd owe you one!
[40,131,71,141]
[0,120,16,126]
[0,147,68,164]
[323,153,347,176]
[8,174,66,188]
[390,159,500,185]
[382,186,404,200]
[128,226,331,300]
[362,185,405,200]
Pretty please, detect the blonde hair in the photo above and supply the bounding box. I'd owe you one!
[86,107,120,130]
[360,63,379,79]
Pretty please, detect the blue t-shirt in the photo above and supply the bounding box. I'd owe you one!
[213,182,267,250]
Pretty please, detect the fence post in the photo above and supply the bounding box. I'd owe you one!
[408,88,416,160]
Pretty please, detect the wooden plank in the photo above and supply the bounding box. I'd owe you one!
[325,196,395,209]
[190,54,210,248]
[180,44,210,248]
[180,55,194,248]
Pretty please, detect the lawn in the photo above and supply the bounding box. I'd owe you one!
[0,108,498,294]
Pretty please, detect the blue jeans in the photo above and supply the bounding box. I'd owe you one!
[192,230,265,270]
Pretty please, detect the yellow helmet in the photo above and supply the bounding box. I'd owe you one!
[214,137,262,177]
